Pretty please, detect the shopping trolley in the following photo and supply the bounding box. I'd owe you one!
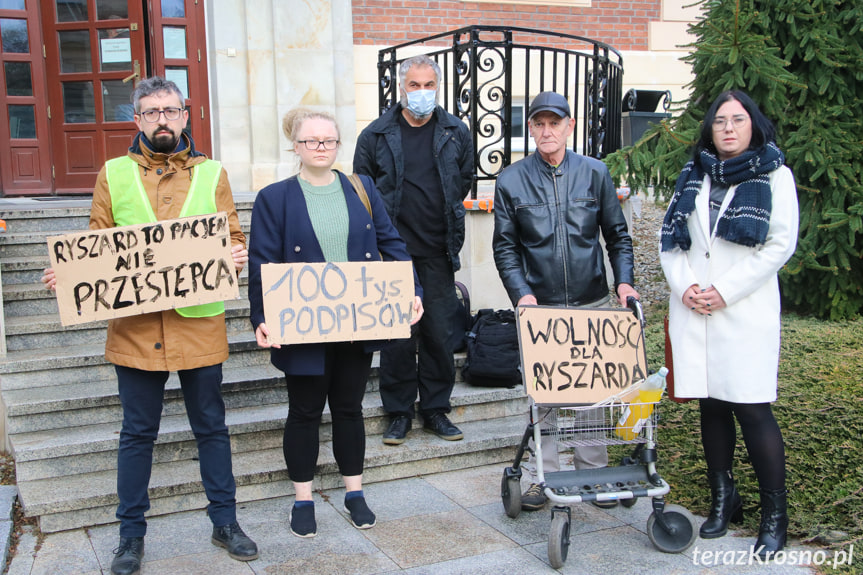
[500,298,697,568]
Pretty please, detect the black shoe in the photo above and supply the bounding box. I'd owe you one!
[700,469,744,539]
[521,483,547,511]
[422,412,464,441]
[211,521,259,561]
[755,488,788,558]
[110,536,144,575]
[344,495,376,529]
[383,415,412,445]
[591,500,619,509]
[290,503,317,538]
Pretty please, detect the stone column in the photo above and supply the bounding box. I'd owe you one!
[207,0,356,193]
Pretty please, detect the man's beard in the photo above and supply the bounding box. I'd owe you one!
[149,129,180,154]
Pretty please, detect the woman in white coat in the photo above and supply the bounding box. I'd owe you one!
[660,90,798,558]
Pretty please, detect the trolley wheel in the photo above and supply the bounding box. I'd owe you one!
[646,504,698,553]
[501,471,522,519]
[621,497,638,508]
[547,513,571,569]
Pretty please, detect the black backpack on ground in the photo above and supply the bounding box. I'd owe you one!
[461,308,521,388]
[449,281,471,353]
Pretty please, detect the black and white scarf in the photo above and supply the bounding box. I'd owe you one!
[660,142,785,251]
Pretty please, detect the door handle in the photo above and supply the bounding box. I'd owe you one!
[122,61,141,84]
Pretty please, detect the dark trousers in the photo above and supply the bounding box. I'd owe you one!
[115,364,236,537]
[379,254,457,419]
[282,342,372,482]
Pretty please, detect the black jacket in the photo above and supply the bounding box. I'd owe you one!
[493,150,634,307]
[353,104,474,271]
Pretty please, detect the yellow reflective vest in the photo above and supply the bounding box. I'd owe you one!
[104,156,225,318]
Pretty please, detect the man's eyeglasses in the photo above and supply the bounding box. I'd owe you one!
[297,139,340,151]
[137,107,184,123]
[712,115,748,131]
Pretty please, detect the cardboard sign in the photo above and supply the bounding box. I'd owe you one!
[261,261,414,344]
[48,213,238,326]
[516,305,648,405]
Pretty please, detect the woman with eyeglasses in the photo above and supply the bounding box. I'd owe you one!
[248,108,424,538]
[659,90,798,558]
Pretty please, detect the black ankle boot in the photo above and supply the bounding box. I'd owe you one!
[755,488,788,558]
[700,469,743,539]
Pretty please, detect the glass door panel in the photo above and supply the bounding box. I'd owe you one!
[42,0,146,193]
[56,0,88,23]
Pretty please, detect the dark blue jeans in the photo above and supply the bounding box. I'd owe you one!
[115,364,236,537]
[379,254,457,418]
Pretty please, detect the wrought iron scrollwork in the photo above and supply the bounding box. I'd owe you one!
[376,26,624,198]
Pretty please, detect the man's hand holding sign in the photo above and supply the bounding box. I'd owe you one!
[43,212,243,325]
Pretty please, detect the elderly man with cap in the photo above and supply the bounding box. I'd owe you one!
[492,91,640,510]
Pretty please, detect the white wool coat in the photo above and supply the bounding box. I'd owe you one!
[659,166,799,403]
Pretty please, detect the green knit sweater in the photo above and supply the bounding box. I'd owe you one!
[298,173,350,262]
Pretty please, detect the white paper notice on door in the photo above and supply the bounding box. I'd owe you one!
[101,38,132,64]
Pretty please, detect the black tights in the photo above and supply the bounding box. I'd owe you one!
[699,398,786,491]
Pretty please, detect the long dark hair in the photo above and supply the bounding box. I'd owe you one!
[697,90,776,155]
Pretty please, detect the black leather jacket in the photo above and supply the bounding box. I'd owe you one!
[493,150,634,306]
[353,104,474,271]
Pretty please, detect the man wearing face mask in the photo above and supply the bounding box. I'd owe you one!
[354,54,474,446]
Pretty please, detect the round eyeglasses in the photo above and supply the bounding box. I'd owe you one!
[297,139,340,151]
[712,115,749,131]
[138,107,184,123]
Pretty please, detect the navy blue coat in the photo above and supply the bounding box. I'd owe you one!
[248,171,421,375]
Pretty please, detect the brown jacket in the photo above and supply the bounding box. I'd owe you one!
[89,133,246,372]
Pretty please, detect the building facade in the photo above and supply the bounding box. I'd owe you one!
[0,0,697,197]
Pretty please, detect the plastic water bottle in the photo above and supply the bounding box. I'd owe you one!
[615,367,668,440]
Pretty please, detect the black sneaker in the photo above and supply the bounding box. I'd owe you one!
[521,483,547,511]
[211,521,259,561]
[383,415,412,445]
[422,412,464,441]
[290,504,317,538]
[110,536,144,575]
[344,495,377,529]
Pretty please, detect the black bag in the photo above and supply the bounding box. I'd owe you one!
[462,308,521,388]
[449,281,471,353]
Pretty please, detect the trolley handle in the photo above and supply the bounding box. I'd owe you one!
[626,296,645,328]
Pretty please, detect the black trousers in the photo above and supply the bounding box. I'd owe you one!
[282,342,372,482]
[379,254,457,418]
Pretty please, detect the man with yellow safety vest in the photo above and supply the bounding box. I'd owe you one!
[42,76,257,575]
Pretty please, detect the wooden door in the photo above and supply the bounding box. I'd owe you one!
[41,0,147,194]
[0,0,52,195]
[148,0,210,155]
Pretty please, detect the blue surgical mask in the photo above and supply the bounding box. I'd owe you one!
[405,89,437,117]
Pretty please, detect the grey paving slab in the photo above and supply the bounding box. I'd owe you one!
[326,477,459,523]
[248,499,398,574]
[5,526,37,575]
[402,547,558,574]
[420,462,505,509]
[468,499,625,546]
[26,528,102,575]
[524,524,706,574]
[0,485,18,521]
[361,508,517,569]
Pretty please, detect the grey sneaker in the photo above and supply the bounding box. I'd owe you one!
[521,483,547,511]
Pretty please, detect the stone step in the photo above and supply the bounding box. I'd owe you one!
[21,413,526,533]
[2,298,253,351]
[11,381,524,483]
[3,363,287,435]
[0,205,92,233]
[0,333,271,389]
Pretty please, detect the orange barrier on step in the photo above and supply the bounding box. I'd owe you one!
[463,198,494,212]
